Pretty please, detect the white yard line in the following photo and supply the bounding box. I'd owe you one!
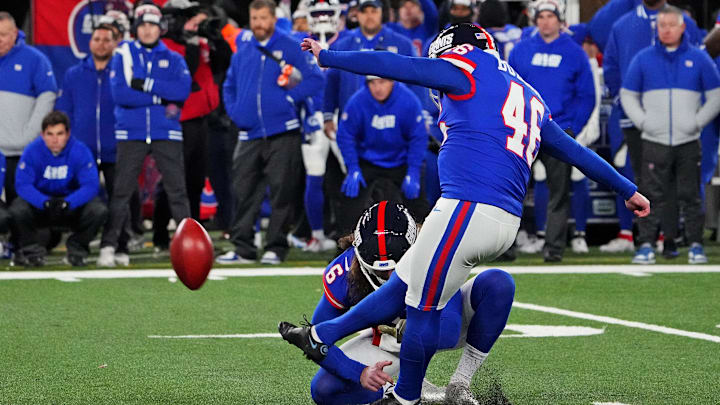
[513,302,720,344]
[147,325,606,340]
[2,265,720,281]
[148,333,279,339]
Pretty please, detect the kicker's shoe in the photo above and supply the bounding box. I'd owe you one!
[278,321,328,363]
[445,383,479,405]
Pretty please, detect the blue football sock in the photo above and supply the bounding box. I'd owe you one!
[571,178,590,233]
[534,180,548,233]
[315,272,407,345]
[305,175,325,232]
[311,367,382,405]
[465,269,515,353]
[393,306,442,402]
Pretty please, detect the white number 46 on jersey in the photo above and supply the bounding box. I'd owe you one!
[503,81,544,167]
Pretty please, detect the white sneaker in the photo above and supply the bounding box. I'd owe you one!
[287,233,307,249]
[114,253,130,267]
[304,237,337,253]
[215,251,255,265]
[518,236,543,254]
[599,236,634,253]
[571,237,589,253]
[97,246,116,267]
[260,251,281,265]
[515,229,531,247]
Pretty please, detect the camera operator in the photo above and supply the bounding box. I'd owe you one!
[152,0,232,251]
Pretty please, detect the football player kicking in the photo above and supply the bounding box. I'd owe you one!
[301,201,515,405]
[282,23,650,405]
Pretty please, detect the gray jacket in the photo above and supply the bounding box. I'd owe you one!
[0,32,57,157]
[620,39,720,146]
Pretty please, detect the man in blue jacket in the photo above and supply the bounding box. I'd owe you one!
[217,0,324,265]
[56,23,138,266]
[0,12,57,205]
[322,0,418,139]
[336,77,428,233]
[98,3,191,267]
[620,6,720,265]
[10,111,106,267]
[601,0,705,253]
[509,0,596,262]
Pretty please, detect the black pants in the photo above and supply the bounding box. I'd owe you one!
[153,117,208,247]
[230,130,303,260]
[624,127,680,242]
[637,140,704,246]
[9,197,107,258]
[4,156,19,204]
[207,113,238,232]
[102,140,190,249]
[539,152,571,257]
[337,160,430,235]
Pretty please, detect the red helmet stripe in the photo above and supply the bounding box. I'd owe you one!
[377,201,388,261]
[482,29,495,50]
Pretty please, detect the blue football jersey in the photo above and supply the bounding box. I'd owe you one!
[322,247,355,310]
[436,45,551,216]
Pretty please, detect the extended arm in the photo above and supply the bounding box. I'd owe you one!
[540,120,637,201]
[317,48,470,95]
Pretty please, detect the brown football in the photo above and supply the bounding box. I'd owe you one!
[170,218,214,290]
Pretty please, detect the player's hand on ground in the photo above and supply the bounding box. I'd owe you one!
[341,170,366,198]
[625,192,650,217]
[301,38,323,66]
[324,120,336,140]
[360,361,394,391]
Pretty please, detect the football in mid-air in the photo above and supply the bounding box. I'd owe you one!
[170,218,214,290]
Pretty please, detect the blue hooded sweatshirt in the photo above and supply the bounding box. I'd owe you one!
[16,136,99,210]
[509,32,596,135]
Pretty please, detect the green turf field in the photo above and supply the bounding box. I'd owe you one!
[2,243,719,405]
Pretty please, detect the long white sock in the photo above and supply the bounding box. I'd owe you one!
[391,390,419,405]
[311,230,326,240]
[449,345,488,387]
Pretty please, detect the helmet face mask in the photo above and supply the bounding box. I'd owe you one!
[352,201,417,290]
[307,0,342,42]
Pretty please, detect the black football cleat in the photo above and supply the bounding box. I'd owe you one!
[278,319,328,364]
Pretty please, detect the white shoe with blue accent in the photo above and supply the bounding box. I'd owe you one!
[215,251,255,265]
[632,243,655,264]
[688,243,708,264]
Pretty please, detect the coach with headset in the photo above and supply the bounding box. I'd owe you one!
[217,0,323,266]
[98,2,191,267]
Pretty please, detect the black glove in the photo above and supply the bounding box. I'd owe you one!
[131,78,146,91]
[43,197,69,217]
